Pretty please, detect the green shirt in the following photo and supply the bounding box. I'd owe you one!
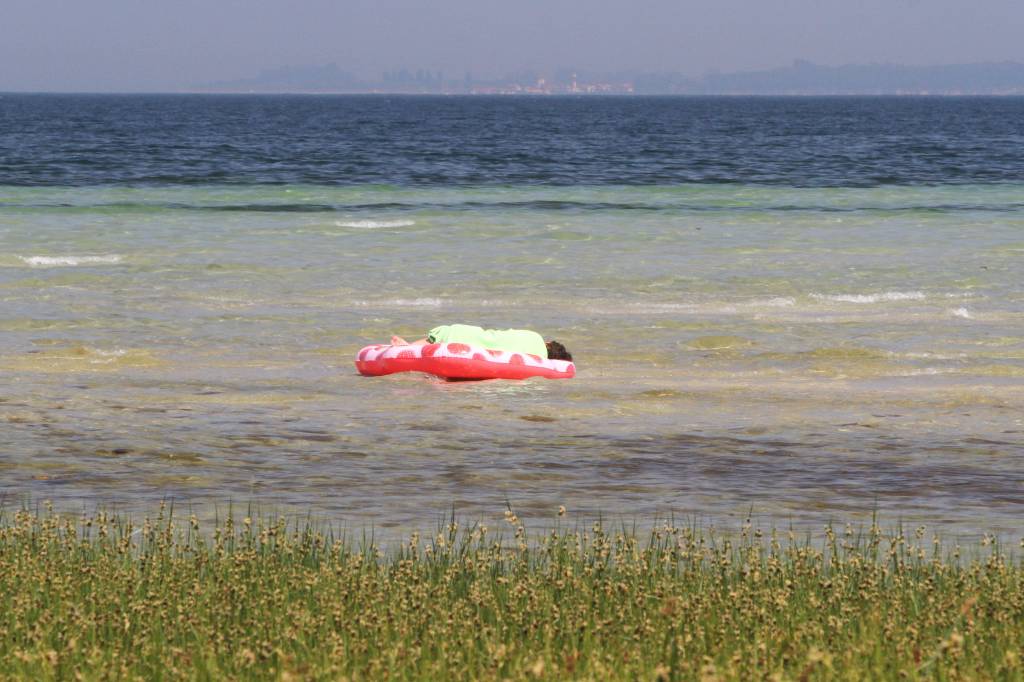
[427,324,547,358]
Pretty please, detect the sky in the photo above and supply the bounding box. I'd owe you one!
[2,0,1023,91]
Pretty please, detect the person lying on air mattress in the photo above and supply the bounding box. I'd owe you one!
[391,324,573,361]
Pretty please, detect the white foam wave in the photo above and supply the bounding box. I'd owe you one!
[748,297,796,307]
[353,298,446,307]
[949,307,973,319]
[477,299,521,307]
[89,349,128,364]
[335,219,415,229]
[902,352,961,360]
[811,291,925,304]
[19,255,123,267]
[636,297,796,312]
[898,368,952,376]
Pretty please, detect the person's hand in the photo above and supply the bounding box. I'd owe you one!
[391,335,408,346]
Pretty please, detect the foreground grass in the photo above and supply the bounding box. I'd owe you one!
[1,506,1022,681]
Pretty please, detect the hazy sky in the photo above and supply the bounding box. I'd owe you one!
[2,0,1022,91]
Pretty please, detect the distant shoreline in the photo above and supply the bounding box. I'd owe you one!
[8,60,1024,97]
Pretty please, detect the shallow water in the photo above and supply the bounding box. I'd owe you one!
[1,96,1023,539]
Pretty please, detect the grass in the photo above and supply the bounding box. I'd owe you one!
[1,504,1023,681]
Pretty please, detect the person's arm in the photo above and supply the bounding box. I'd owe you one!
[393,325,446,346]
[390,336,428,346]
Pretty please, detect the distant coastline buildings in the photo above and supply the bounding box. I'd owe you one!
[198,61,1024,96]
[464,73,635,95]
[199,63,634,95]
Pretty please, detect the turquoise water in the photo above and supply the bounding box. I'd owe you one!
[2,182,1022,537]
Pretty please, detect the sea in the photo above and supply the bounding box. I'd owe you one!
[1,94,1022,539]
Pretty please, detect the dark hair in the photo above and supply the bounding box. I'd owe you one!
[545,340,573,362]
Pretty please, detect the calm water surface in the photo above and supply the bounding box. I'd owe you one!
[1,96,1022,539]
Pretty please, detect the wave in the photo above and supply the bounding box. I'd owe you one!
[335,219,416,229]
[18,255,123,267]
[949,307,973,319]
[749,297,796,307]
[2,345,160,371]
[811,291,925,304]
[352,298,446,307]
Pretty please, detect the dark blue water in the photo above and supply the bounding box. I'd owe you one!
[2,94,1024,187]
